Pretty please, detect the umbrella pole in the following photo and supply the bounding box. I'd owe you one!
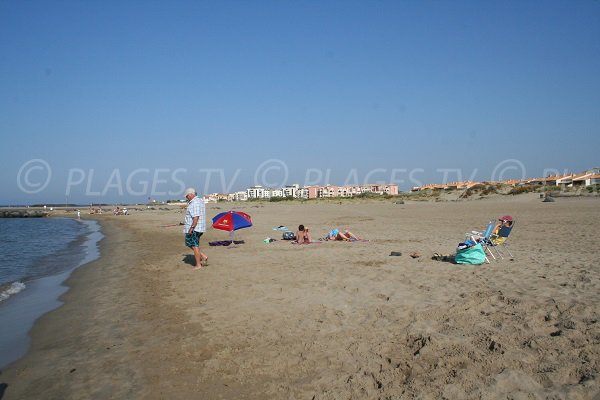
[229,230,235,244]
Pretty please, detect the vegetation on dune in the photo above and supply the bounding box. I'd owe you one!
[269,196,296,202]
[459,184,504,199]
[586,185,600,193]
[507,185,538,195]
[354,192,395,199]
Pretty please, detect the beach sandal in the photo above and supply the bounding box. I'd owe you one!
[432,253,454,262]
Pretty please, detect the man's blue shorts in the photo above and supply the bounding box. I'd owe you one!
[185,231,203,248]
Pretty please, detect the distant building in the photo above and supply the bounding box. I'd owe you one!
[296,187,309,199]
[234,183,399,200]
[269,188,283,198]
[203,193,230,202]
[572,168,600,187]
[233,191,248,201]
[310,183,398,198]
[247,186,266,199]
[587,173,600,186]
[203,194,218,203]
[282,184,300,198]
[410,167,600,191]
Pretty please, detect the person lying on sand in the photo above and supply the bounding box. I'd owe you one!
[325,229,360,241]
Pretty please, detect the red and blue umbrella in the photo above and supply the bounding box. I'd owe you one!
[212,211,252,232]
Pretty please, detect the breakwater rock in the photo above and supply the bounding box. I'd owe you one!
[0,210,49,218]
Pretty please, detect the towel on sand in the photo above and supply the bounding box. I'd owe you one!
[209,240,245,246]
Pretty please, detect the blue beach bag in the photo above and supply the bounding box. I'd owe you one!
[282,231,296,240]
[455,243,486,265]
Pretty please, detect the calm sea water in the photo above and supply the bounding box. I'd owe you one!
[0,217,103,369]
[0,218,87,298]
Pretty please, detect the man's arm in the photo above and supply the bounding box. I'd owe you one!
[189,216,199,234]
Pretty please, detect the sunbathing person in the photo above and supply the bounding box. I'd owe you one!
[326,228,360,241]
[471,216,513,243]
[489,216,513,245]
[296,225,312,244]
[493,216,513,235]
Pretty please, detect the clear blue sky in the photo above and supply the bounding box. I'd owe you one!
[1,0,599,204]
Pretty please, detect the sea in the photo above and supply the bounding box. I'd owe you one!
[0,217,103,369]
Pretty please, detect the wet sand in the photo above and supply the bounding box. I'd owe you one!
[1,195,599,399]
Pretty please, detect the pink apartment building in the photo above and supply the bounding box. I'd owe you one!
[307,184,398,199]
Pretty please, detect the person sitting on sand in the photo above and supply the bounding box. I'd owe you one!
[295,225,312,244]
[325,228,360,241]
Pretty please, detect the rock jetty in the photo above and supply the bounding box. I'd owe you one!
[0,210,48,218]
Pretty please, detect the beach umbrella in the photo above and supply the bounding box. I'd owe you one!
[212,211,252,241]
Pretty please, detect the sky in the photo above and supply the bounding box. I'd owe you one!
[1,0,599,204]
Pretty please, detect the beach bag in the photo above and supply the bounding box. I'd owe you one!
[454,243,486,265]
[282,231,296,240]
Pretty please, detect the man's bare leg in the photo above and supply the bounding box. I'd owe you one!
[192,247,203,269]
[345,230,360,241]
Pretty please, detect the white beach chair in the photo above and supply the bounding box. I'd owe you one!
[466,221,497,263]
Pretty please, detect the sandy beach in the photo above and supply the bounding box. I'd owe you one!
[1,195,599,399]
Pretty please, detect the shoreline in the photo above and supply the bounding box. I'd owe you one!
[1,198,599,399]
[0,219,102,368]
[0,215,199,399]
[0,218,100,303]
[0,219,144,397]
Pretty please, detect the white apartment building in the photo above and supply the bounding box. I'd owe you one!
[233,191,248,201]
[296,187,309,199]
[282,184,300,198]
[245,183,399,200]
[247,186,266,199]
[269,188,283,198]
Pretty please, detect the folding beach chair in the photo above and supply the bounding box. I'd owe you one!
[488,222,515,259]
[466,221,497,263]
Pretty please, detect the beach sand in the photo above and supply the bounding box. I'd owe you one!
[1,195,599,399]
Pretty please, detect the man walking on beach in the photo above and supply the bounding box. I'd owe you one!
[184,187,208,269]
